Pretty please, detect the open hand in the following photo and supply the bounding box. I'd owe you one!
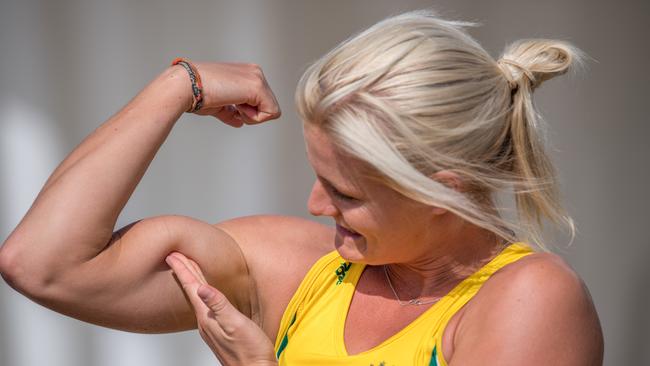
[165,251,277,366]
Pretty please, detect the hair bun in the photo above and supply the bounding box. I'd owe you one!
[498,39,583,91]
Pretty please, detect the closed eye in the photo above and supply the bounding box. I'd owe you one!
[316,175,360,202]
[330,187,356,201]
[318,177,359,202]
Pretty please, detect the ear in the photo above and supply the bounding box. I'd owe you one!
[431,170,465,192]
[429,170,465,216]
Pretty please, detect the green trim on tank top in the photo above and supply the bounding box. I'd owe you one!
[429,345,439,366]
[276,312,297,359]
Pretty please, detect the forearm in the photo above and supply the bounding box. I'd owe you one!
[1,66,191,283]
[0,61,282,334]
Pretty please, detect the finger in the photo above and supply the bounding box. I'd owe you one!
[185,256,209,285]
[234,105,258,125]
[252,82,281,123]
[196,105,244,128]
[166,253,199,287]
[240,74,280,124]
[197,283,239,320]
[235,104,258,120]
[246,94,281,124]
[213,106,244,128]
[165,254,209,312]
[169,252,207,286]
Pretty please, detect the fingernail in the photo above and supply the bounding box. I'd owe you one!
[165,255,174,266]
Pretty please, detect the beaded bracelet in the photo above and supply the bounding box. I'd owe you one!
[171,57,204,112]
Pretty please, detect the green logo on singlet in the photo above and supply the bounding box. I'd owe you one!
[335,262,352,285]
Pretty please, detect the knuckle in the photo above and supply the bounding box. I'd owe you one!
[251,74,265,89]
[246,63,263,75]
[221,317,245,335]
[206,293,230,312]
[210,299,229,313]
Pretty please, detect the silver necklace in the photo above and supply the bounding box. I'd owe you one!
[383,265,443,306]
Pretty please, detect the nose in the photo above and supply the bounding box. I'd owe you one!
[307,179,338,217]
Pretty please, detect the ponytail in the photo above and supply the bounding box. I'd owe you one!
[296,11,585,251]
[498,40,584,247]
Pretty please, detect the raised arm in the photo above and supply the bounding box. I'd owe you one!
[0,62,296,333]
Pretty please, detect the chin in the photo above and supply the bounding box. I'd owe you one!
[334,234,367,263]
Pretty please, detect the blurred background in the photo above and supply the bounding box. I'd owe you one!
[1,0,648,365]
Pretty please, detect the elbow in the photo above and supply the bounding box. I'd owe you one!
[0,243,51,297]
[0,244,21,291]
[1,230,33,292]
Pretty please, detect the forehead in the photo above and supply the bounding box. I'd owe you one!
[303,124,424,209]
[303,125,365,188]
[304,126,337,166]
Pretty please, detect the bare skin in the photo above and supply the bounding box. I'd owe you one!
[303,125,603,364]
[0,63,603,365]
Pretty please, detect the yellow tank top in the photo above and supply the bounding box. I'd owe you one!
[273,242,534,365]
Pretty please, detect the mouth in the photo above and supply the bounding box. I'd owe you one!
[336,223,362,238]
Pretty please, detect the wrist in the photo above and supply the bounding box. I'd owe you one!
[159,65,195,114]
[171,58,204,112]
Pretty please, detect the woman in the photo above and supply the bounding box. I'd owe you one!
[0,10,603,366]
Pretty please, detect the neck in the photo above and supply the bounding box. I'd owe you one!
[383,223,507,300]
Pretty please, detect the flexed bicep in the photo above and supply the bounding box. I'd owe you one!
[28,215,253,334]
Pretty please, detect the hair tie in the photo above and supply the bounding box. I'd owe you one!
[497,58,536,90]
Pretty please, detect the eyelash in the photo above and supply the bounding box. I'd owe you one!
[331,187,356,201]
[318,177,359,201]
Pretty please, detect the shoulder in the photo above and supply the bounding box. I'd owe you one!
[215,215,334,252]
[450,251,604,366]
[214,214,335,286]
[486,250,584,299]
[214,214,335,284]
[214,215,335,339]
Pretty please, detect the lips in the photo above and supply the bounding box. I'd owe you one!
[336,223,362,238]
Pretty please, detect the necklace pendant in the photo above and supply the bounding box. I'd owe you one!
[409,299,421,305]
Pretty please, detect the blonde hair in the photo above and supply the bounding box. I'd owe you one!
[296,10,583,250]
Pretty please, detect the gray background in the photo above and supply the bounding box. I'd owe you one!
[1,0,648,365]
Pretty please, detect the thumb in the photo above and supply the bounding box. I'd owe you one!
[197,284,232,315]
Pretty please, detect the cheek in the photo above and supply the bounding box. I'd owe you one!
[344,205,389,244]
[345,204,375,227]
[365,202,430,242]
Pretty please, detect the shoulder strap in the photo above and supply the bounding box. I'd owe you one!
[273,250,341,354]
[440,242,534,320]
[431,243,535,365]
